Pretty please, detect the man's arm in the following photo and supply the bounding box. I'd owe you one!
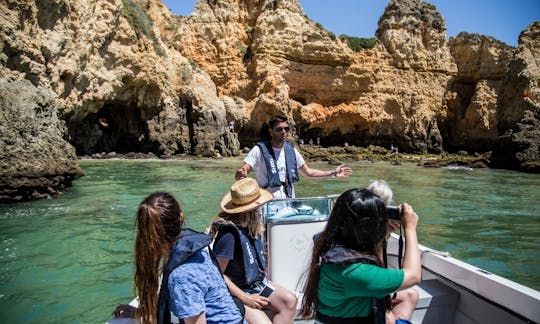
[298,163,352,178]
[236,146,259,180]
[235,162,253,180]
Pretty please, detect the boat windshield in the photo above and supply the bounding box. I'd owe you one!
[263,196,338,223]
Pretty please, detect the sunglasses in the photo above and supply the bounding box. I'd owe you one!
[274,126,290,132]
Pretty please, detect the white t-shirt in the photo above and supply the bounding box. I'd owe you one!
[244,144,306,199]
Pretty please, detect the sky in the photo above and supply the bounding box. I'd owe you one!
[161,0,540,47]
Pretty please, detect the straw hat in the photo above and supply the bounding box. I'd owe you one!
[220,178,273,213]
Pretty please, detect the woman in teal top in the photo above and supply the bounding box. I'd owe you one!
[300,188,421,324]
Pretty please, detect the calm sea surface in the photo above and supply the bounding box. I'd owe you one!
[0,158,539,323]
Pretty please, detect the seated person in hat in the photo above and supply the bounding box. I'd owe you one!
[210,178,298,324]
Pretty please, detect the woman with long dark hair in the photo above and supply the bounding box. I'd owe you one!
[114,192,245,324]
[299,188,421,324]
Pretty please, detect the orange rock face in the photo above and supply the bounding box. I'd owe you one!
[161,0,460,152]
[1,0,539,203]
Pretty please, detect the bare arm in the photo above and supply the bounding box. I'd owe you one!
[235,162,253,180]
[298,163,352,178]
[216,257,269,309]
[184,312,206,324]
[398,203,421,289]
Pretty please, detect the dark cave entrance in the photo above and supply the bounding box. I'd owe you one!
[68,101,161,156]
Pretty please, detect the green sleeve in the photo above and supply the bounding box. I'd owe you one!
[342,263,404,298]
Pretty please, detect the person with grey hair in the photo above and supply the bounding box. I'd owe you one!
[368,179,399,238]
[367,179,393,205]
[366,179,420,323]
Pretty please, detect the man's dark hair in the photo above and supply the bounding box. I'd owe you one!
[268,115,288,129]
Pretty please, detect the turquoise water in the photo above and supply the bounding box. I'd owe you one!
[0,158,539,323]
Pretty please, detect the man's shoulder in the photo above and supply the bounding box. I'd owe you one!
[253,142,269,152]
[245,145,263,160]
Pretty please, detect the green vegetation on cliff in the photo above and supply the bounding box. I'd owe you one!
[121,0,165,55]
[339,35,377,51]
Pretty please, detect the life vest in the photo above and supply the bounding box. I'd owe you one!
[318,246,386,324]
[157,229,213,324]
[214,222,266,287]
[256,141,299,197]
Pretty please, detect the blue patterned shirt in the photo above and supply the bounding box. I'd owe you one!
[168,248,244,324]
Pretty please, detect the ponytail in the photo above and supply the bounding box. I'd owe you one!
[134,192,182,323]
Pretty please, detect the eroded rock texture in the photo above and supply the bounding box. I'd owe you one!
[0,0,239,202]
[1,0,539,202]
[492,22,540,171]
[166,0,538,167]
[0,78,83,202]
[443,33,514,152]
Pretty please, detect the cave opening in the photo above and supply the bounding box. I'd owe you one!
[68,101,161,156]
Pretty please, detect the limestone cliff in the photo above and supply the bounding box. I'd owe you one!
[491,22,540,171]
[1,0,539,202]
[169,0,458,154]
[0,0,239,202]
[166,0,538,167]
[443,33,514,152]
[0,78,83,201]
[2,0,238,158]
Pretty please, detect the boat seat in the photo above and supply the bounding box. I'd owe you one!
[411,279,459,324]
[266,218,327,294]
[265,216,327,323]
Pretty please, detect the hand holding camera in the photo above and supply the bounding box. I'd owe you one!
[386,203,419,231]
[386,205,401,220]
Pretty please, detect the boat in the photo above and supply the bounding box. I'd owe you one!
[108,195,540,324]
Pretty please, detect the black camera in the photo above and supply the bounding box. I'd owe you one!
[386,205,401,220]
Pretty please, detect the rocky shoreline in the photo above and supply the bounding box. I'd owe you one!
[79,145,495,170]
[298,145,493,169]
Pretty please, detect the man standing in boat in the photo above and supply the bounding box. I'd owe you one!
[235,115,352,199]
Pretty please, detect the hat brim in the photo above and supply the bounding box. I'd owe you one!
[220,188,274,214]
